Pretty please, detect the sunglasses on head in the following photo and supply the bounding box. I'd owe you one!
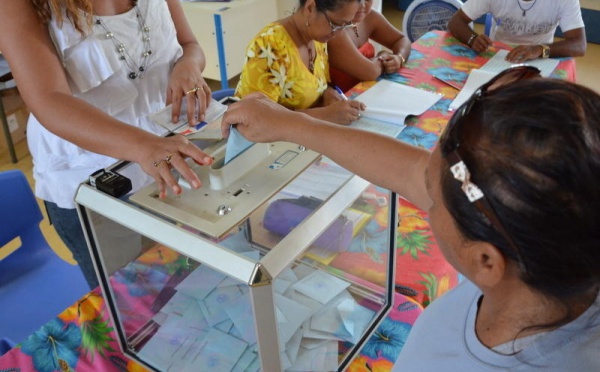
[440,65,542,270]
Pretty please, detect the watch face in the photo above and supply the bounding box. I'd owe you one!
[543,46,550,58]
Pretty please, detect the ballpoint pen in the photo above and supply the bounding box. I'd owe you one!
[433,75,462,90]
[333,85,348,100]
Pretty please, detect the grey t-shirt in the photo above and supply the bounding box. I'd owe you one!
[392,280,600,371]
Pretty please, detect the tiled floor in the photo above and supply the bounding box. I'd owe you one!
[2,4,599,263]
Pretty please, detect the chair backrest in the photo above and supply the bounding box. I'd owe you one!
[0,170,43,248]
[212,88,236,102]
[484,13,494,37]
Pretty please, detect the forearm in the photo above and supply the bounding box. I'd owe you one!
[283,115,432,209]
[547,36,586,58]
[391,37,411,62]
[448,11,477,46]
[33,92,161,162]
[177,41,206,70]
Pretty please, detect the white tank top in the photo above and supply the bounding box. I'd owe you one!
[27,0,183,208]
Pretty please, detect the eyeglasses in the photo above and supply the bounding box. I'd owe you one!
[439,66,541,270]
[322,11,355,32]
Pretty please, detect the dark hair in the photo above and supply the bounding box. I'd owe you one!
[299,0,360,12]
[442,78,600,303]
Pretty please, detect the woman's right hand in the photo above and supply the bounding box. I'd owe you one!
[320,99,366,125]
[138,133,213,199]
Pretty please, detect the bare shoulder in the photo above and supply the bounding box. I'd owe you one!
[0,1,44,54]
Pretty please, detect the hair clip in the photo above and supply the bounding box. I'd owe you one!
[450,161,484,202]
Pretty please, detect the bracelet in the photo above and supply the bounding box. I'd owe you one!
[467,33,478,47]
[397,54,406,66]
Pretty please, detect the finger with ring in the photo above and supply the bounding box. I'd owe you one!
[153,159,165,167]
[185,86,199,95]
[164,153,174,165]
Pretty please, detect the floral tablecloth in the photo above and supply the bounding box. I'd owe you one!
[0,31,575,372]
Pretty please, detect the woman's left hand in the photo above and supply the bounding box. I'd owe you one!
[167,55,212,126]
[376,51,404,74]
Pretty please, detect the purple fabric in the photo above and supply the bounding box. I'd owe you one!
[263,197,354,252]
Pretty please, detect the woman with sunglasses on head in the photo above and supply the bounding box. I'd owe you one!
[234,0,366,125]
[223,67,600,370]
[327,0,411,93]
[0,0,214,290]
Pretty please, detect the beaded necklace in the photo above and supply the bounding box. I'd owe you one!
[94,1,152,79]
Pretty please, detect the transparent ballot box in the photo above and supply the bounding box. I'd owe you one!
[75,141,396,372]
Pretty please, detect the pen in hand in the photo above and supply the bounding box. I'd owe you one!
[333,85,348,101]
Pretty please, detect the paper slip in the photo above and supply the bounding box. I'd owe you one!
[355,80,442,126]
[224,127,254,164]
[149,97,227,136]
[449,69,497,111]
[481,49,559,77]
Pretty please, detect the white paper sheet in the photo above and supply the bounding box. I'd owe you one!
[149,98,227,133]
[293,270,351,304]
[449,69,497,111]
[350,115,406,138]
[355,80,442,126]
[480,49,560,77]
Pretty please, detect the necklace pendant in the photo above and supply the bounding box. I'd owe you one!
[522,10,526,16]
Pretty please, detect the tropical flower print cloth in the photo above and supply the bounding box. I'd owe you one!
[235,23,329,110]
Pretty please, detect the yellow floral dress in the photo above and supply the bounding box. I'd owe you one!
[235,22,329,110]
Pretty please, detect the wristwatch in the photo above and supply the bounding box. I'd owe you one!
[541,44,550,59]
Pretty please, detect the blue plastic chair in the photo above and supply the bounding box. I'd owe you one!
[212,88,235,102]
[484,13,494,36]
[0,170,90,344]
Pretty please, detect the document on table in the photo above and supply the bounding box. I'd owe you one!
[449,69,497,111]
[480,49,559,77]
[355,79,442,127]
[149,98,227,138]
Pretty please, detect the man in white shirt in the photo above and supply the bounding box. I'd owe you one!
[448,0,586,63]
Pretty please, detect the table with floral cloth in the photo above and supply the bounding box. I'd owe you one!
[0,31,575,372]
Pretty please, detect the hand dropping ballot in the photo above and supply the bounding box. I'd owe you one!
[224,126,254,164]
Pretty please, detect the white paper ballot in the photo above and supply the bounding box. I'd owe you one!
[293,270,350,304]
[224,127,254,164]
[480,49,559,77]
[356,80,442,126]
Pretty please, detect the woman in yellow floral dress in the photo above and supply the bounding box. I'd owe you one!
[235,0,366,125]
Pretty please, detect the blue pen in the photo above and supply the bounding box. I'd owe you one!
[332,85,348,100]
[194,121,208,130]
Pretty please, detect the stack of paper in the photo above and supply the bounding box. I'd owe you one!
[480,49,559,77]
[449,49,560,112]
[137,254,375,372]
[354,80,442,125]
